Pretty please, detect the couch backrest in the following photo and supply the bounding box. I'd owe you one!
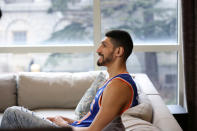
[17,71,102,110]
[0,71,158,112]
[0,74,17,112]
[0,72,182,131]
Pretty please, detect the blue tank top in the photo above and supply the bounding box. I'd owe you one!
[70,73,138,127]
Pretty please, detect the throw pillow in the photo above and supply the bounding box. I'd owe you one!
[122,92,153,123]
[121,91,155,130]
[102,116,125,131]
[122,115,160,131]
[75,72,107,120]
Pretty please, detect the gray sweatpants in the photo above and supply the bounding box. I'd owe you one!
[0,106,58,129]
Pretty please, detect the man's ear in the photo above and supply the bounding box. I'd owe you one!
[115,47,124,57]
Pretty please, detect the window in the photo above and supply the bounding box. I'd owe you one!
[127,52,178,104]
[0,0,183,106]
[1,0,93,45]
[165,74,177,84]
[0,53,93,73]
[100,0,177,44]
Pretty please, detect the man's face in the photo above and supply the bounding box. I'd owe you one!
[96,37,116,66]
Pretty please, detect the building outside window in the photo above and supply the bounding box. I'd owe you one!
[0,0,183,106]
[13,31,27,43]
[4,0,34,4]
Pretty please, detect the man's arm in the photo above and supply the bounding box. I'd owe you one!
[47,116,75,127]
[73,79,133,131]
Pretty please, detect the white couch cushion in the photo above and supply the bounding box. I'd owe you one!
[0,74,17,112]
[34,109,76,120]
[17,71,100,110]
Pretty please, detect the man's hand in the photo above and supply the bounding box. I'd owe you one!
[47,116,69,127]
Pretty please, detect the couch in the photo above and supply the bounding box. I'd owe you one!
[0,71,182,131]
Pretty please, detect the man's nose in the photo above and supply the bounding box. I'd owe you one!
[96,45,101,53]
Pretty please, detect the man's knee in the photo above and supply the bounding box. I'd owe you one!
[3,106,24,119]
[4,106,21,113]
[1,106,19,128]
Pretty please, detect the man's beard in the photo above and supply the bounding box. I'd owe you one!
[97,52,114,66]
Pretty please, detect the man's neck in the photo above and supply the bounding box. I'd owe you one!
[106,61,128,79]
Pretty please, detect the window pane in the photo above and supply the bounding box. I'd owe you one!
[0,53,94,73]
[0,0,93,45]
[4,0,34,4]
[127,52,178,104]
[13,31,27,43]
[101,0,177,44]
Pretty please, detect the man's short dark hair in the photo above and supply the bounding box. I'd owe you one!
[105,30,133,61]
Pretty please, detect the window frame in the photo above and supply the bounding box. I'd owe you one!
[0,0,184,106]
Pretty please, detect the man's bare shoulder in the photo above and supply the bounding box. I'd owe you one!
[107,77,132,91]
[103,78,132,103]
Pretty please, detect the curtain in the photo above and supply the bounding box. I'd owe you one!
[182,0,197,130]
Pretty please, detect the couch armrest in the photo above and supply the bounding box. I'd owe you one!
[133,74,159,95]
[149,95,182,131]
[133,74,182,131]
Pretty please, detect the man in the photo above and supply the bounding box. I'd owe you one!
[0,30,138,131]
